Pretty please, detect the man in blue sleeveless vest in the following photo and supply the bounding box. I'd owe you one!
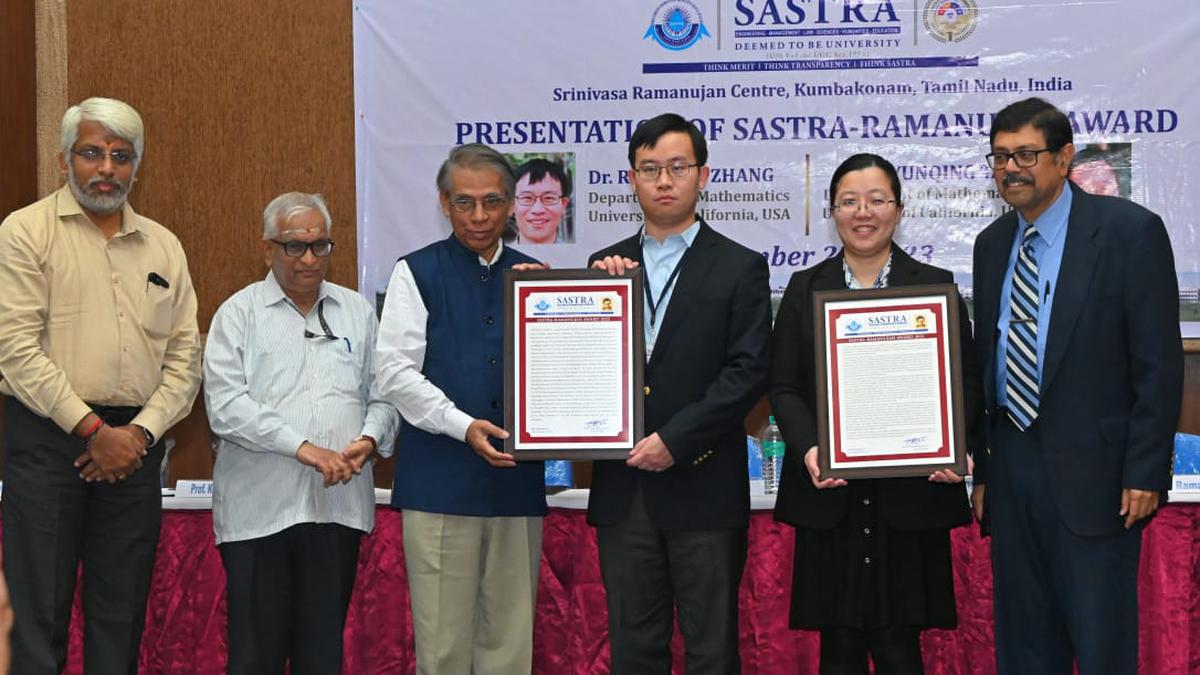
[374,144,546,674]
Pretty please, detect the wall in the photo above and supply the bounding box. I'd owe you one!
[0,0,37,223]
[65,0,358,328]
[2,1,362,482]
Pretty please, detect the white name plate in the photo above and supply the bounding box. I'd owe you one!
[175,480,214,497]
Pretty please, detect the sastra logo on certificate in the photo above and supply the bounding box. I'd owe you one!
[839,311,934,338]
[644,1,711,51]
[527,292,621,317]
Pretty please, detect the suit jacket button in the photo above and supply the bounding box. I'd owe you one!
[643,385,651,396]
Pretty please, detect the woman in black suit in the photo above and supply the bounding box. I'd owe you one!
[771,153,983,674]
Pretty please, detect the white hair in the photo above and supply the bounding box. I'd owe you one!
[60,97,145,168]
[262,192,333,238]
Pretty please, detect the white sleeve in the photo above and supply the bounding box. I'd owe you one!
[358,302,401,457]
[372,260,473,442]
[203,294,307,457]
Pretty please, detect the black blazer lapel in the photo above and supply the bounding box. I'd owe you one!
[1041,184,1101,396]
[645,220,719,370]
[975,213,1017,408]
[886,243,926,286]
[611,231,642,263]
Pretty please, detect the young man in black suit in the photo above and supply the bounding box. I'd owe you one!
[971,97,1183,675]
[588,113,773,674]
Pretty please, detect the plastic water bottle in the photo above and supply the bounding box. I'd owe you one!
[760,416,786,494]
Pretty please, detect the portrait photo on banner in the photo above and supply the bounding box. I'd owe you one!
[505,152,576,246]
[1070,142,1132,199]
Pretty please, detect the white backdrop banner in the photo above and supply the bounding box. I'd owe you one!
[353,0,1199,333]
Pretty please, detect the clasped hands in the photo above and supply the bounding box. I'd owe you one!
[74,422,148,483]
[297,437,376,487]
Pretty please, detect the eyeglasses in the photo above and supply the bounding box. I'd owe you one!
[515,193,563,207]
[834,197,897,212]
[71,147,137,166]
[448,195,510,213]
[985,148,1056,170]
[271,239,334,257]
[634,163,699,181]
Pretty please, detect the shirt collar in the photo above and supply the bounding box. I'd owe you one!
[261,270,335,309]
[447,233,505,266]
[640,219,701,248]
[55,185,144,237]
[843,250,893,289]
[1017,180,1072,246]
[484,238,504,265]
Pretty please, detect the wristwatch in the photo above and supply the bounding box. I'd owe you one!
[137,425,156,447]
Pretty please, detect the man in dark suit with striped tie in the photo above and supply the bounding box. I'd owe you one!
[970,97,1183,675]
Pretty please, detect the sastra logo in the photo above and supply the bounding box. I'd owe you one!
[644,1,711,51]
[923,0,978,43]
[535,299,551,311]
[847,319,863,332]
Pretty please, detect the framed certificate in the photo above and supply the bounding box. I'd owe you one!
[504,269,644,460]
[813,284,968,479]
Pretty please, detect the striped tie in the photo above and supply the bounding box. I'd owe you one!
[1005,224,1040,430]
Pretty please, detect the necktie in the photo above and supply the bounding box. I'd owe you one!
[1005,224,1040,430]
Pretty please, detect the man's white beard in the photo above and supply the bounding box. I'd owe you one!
[67,163,132,216]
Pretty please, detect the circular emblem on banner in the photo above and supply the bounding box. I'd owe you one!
[923,0,979,43]
[644,1,712,51]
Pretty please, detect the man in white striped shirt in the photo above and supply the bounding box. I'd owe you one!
[204,192,399,674]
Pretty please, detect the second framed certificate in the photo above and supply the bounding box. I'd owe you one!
[814,284,968,479]
[504,269,644,460]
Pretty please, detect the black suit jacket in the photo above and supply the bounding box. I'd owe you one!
[586,220,773,530]
[771,245,980,531]
[972,182,1183,536]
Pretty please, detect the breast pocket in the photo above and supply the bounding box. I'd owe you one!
[141,286,174,337]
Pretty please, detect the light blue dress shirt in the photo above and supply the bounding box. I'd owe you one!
[995,185,1072,407]
[641,220,700,359]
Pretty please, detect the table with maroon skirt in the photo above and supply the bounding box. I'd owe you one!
[2,490,1199,674]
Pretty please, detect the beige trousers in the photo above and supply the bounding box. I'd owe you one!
[402,510,542,675]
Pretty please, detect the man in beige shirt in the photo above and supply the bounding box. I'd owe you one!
[0,97,201,674]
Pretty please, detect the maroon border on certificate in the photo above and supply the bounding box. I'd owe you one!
[826,302,951,465]
[516,283,630,444]
[504,268,645,461]
[812,284,968,480]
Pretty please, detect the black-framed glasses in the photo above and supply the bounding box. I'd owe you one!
[271,239,334,257]
[448,195,510,213]
[634,163,699,181]
[515,193,563,207]
[985,148,1056,170]
[71,147,137,166]
[834,196,897,212]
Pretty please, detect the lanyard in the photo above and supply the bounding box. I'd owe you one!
[303,298,337,340]
[303,298,353,353]
[643,253,688,328]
